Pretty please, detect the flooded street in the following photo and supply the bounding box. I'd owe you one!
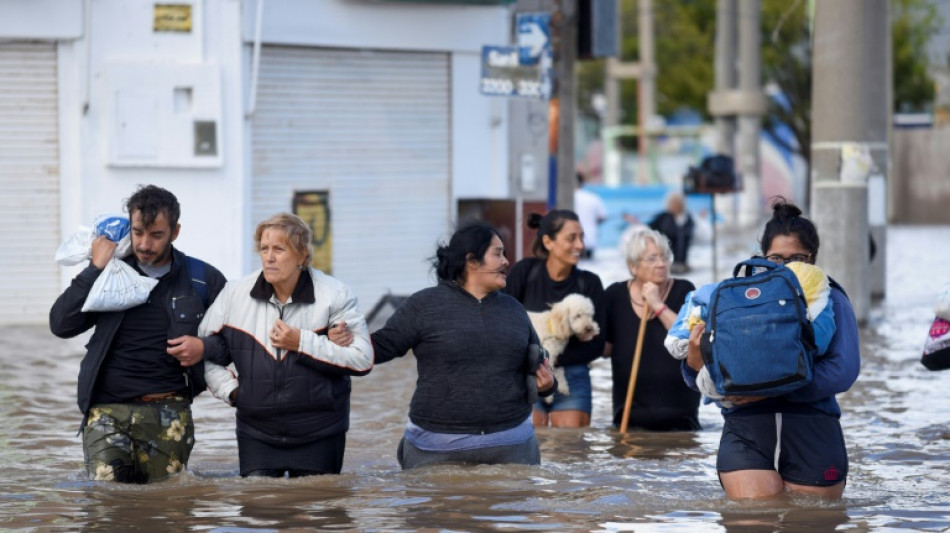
[2,225,950,532]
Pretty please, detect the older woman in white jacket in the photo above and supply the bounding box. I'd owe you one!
[200,213,372,478]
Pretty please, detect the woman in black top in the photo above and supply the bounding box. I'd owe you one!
[604,227,700,430]
[504,209,606,428]
[330,221,556,469]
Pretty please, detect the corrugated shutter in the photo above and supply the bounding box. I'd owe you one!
[252,46,450,311]
[0,43,60,324]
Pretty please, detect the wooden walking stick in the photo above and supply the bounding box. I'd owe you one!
[619,303,650,433]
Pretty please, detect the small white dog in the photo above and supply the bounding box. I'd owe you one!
[527,293,600,400]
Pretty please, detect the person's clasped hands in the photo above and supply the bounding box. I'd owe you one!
[641,281,666,314]
[269,318,301,351]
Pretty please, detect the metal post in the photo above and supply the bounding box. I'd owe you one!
[637,0,655,185]
[872,0,891,300]
[714,0,736,157]
[711,0,737,280]
[548,0,577,210]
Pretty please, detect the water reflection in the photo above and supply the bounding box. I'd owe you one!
[605,430,703,460]
[598,508,853,533]
[717,508,853,533]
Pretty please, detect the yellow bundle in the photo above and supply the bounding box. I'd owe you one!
[785,261,830,320]
[686,307,705,331]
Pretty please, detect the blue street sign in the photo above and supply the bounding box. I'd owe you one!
[517,12,550,65]
[478,12,553,100]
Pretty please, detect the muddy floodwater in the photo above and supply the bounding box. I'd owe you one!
[2,225,950,532]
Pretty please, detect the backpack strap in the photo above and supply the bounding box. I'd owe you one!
[183,255,211,402]
[828,277,850,301]
[733,256,782,277]
[185,255,210,308]
[526,259,543,286]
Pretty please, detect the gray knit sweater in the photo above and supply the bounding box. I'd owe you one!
[371,281,539,434]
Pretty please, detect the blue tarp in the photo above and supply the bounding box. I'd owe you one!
[586,184,716,248]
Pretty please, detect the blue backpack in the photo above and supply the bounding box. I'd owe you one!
[700,257,817,397]
[186,255,210,308]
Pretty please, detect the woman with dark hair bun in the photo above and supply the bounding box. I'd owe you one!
[504,209,606,428]
[683,197,861,500]
[332,221,555,469]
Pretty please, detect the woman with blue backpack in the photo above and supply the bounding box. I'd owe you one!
[683,198,861,500]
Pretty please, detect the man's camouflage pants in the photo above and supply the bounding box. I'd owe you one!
[82,398,194,483]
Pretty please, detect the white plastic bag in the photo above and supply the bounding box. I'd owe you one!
[81,256,159,312]
[54,226,94,266]
[54,214,132,266]
[92,214,132,258]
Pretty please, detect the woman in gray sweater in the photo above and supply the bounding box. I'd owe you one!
[332,221,555,469]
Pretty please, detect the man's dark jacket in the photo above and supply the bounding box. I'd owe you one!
[49,247,226,421]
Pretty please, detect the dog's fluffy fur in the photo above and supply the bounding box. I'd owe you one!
[527,293,600,399]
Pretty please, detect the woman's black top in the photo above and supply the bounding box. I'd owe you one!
[604,278,700,430]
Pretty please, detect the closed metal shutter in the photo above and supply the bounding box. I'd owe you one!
[0,43,60,324]
[252,46,451,311]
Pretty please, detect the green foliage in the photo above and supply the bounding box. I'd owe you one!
[577,0,942,152]
[761,0,812,158]
[892,0,941,112]
[576,0,716,123]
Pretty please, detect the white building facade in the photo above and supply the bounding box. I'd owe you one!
[0,0,515,324]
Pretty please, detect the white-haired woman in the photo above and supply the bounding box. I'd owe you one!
[603,227,700,430]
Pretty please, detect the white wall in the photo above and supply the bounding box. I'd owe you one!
[51,0,511,284]
[243,0,508,53]
[0,0,82,40]
[59,0,248,280]
[452,51,510,200]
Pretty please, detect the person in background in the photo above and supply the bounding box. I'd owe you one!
[504,210,606,428]
[604,228,700,430]
[201,213,373,477]
[921,283,950,370]
[649,192,695,274]
[331,221,555,469]
[683,198,860,500]
[49,185,227,483]
[574,172,608,259]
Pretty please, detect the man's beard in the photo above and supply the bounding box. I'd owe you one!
[136,242,172,267]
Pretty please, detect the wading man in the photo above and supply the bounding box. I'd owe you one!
[50,185,226,483]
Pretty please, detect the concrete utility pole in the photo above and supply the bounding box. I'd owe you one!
[811,0,889,324]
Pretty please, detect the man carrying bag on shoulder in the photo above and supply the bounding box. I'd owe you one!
[50,185,226,483]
